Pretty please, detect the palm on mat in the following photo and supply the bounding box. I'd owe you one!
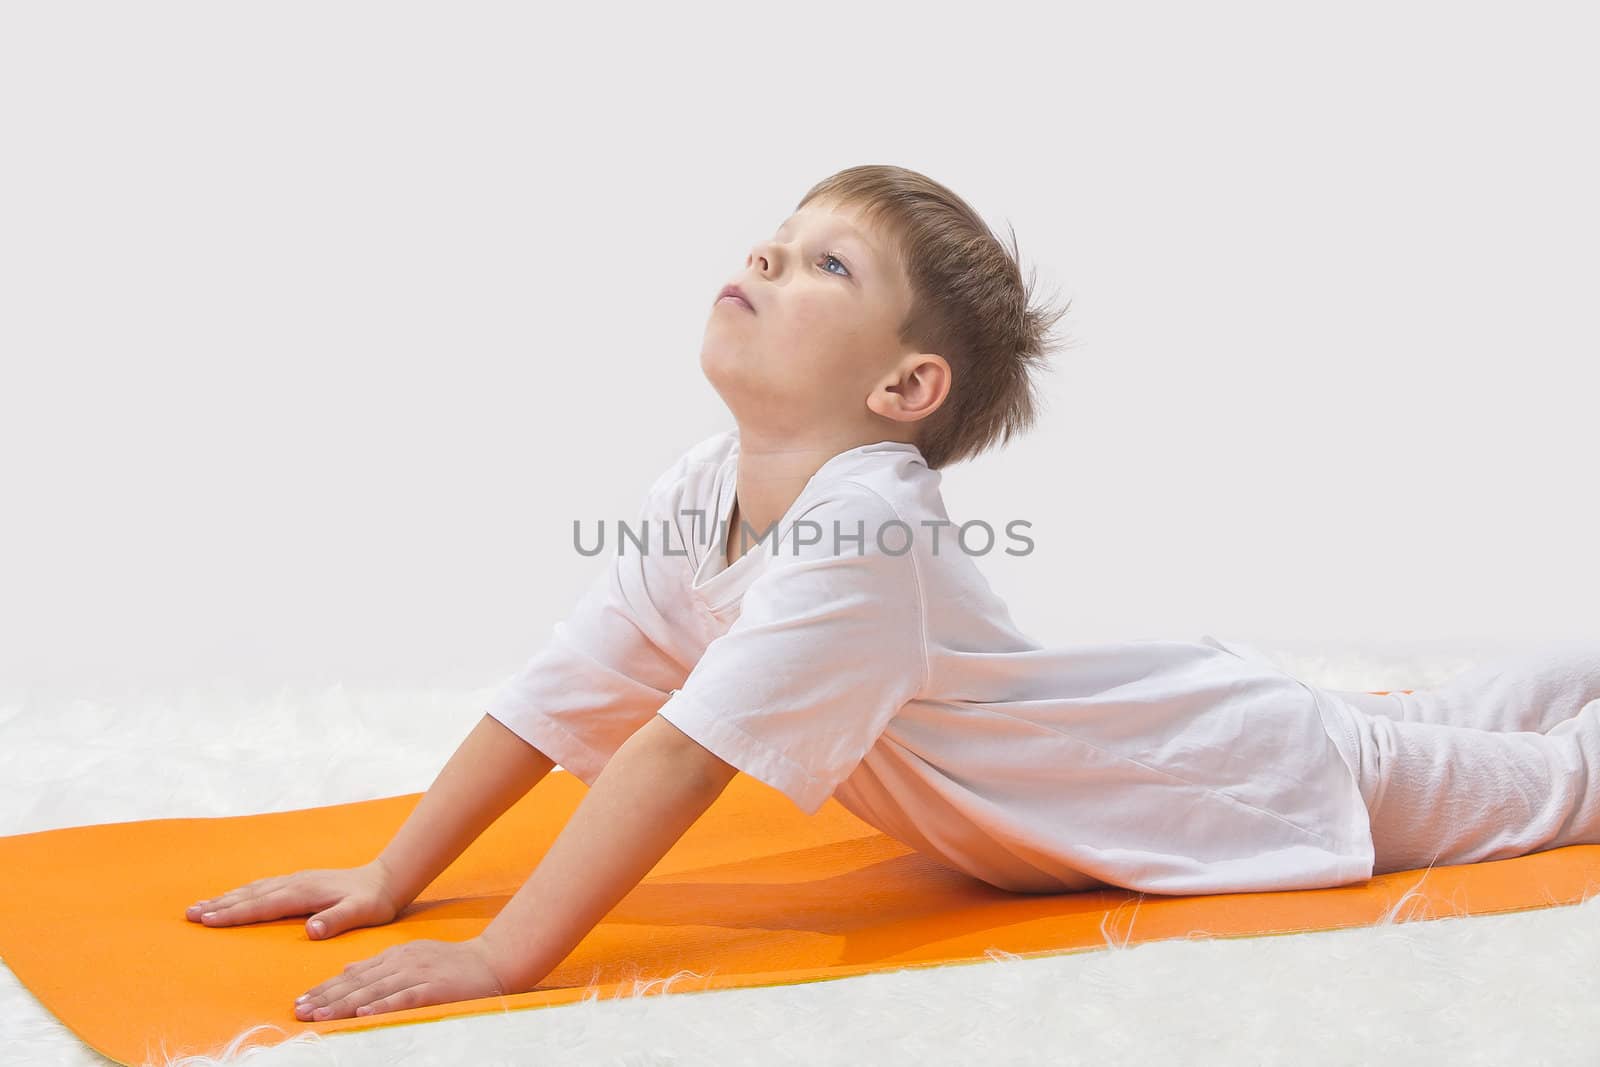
[292,937,505,1021]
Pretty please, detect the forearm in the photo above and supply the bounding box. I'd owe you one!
[472,714,738,993]
[373,713,557,910]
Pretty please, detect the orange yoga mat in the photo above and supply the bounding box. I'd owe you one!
[4,701,1600,1066]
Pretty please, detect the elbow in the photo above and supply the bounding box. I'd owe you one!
[641,713,741,790]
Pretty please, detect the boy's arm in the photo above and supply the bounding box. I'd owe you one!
[373,714,559,911]
[470,713,741,993]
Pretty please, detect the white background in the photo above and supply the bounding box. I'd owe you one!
[3,3,1595,706]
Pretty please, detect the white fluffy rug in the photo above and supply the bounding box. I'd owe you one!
[4,640,1598,1066]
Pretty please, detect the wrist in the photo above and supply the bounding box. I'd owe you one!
[366,855,412,913]
[470,931,545,996]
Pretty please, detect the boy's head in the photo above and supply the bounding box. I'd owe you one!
[701,164,1073,470]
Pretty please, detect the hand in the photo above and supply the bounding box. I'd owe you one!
[293,936,509,1021]
[186,860,402,940]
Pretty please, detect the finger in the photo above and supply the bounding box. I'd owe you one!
[186,877,286,919]
[298,956,393,1009]
[319,972,417,1021]
[353,982,434,1018]
[305,898,374,940]
[198,876,279,909]
[187,890,249,919]
[300,967,407,1021]
[193,886,302,926]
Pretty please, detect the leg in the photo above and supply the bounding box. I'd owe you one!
[1322,639,1600,735]
[1336,692,1600,875]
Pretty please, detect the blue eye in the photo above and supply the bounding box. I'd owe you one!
[818,253,850,278]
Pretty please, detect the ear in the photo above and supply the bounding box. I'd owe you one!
[867,353,950,424]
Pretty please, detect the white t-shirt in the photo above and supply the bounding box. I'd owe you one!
[486,429,1375,895]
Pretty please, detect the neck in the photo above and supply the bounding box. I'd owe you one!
[724,425,894,564]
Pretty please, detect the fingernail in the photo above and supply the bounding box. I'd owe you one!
[309,920,325,938]
[296,993,309,1003]
[202,912,216,921]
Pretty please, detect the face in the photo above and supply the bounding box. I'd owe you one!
[701,199,923,438]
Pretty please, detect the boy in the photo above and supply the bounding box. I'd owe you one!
[185,165,1600,1023]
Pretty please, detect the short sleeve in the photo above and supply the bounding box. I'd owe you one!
[655,487,929,815]
[484,472,692,785]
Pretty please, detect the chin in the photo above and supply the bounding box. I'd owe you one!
[698,342,745,390]
[699,356,760,414]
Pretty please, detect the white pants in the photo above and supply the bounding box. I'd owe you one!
[1314,640,1600,876]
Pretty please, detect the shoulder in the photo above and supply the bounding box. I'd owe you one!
[772,482,928,624]
[788,481,908,554]
[829,445,945,534]
[641,427,737,506]
[735,478,930,682]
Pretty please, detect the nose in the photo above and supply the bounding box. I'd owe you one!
[746,238,781,277]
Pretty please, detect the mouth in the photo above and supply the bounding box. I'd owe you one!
[716,284,754,312]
